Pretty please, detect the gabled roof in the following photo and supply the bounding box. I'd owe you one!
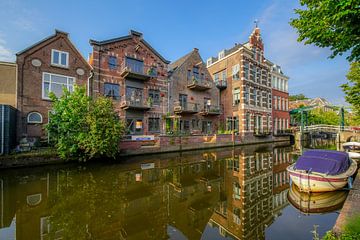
[168,51,194,72]
[89,30,170,64]
[16,29,68,56]
[16,29,91,69]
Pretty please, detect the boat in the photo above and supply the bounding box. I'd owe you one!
[288,184,347,214]
[342,142,360,160]
[287,149,357,192]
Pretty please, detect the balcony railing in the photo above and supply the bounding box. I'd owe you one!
[200,105,222,115]
[215,79,227,90]
[120,61,157,81]
[187,77,213,91]
[120,95,152,111]
[253,128,271,137]
[174,101,199,114]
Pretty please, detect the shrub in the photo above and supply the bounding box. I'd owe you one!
[46,86,125,161]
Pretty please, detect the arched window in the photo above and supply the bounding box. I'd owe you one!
[27,112,43,124]
[27,193,42,206]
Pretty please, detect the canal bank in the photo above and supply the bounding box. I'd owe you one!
[0,135,291,169]
[333,170,360,235]
[119,134,291,157]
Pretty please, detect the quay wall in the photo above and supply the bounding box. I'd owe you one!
[119,134,290,156]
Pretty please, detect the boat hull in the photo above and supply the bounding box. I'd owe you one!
[287,158,357,192]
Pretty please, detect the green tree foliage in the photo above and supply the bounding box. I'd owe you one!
[46,86,125,161]
[342,62,360,124]
[290,0,360,62]
[292,108,343,126]
[289,94,308,101]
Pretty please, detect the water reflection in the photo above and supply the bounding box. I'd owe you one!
[0,143,343,240]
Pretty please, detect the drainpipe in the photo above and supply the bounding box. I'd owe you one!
[87,70,94,97]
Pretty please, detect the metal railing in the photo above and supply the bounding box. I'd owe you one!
[187,77,213,88]
[174,101,200,112]
[120,61,157,77]
[215,79,227,88]
[121,94,152,108]
[201,105,221,114]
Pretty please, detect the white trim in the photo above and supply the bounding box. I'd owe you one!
[27,112,43,124]
[51,49,69,68]
[42,72,75,100]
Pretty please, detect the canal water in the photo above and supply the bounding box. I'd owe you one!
[0,142,345,240]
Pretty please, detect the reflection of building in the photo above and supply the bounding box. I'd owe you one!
[272,147,291,218]
[210,145,274,240]
[90,30,170,136]
[0,144,296,240]
[168,48,220,134]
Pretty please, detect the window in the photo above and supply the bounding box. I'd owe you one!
[149,89,160,105]
[218,50,225,59]
[27,112,43,124]
[104,83,120,100]
[108,56,117,70]
[42,72,74,99]
[148,118,160,132]
[278,96,281,110]
[193,67,199,79]
[244,62,249,80]
[222,70,226,82]
[233,88,240,105]
[213,72,219,82]
[246,113,250,131]
[51,49,69,68]
[250,64,255,81]
[244,86,250,104]
[125,57,144,74]
[126,87,143,104]
[126,118,143,135]
[268,93,272,109]
[232,64,240,80]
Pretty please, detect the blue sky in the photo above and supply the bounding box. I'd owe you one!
[0,0,350,105]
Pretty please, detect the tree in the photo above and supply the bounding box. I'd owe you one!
[290,0,360,62]
[46,86,125,161]
[342,62,360,123]
[289,94,308,101]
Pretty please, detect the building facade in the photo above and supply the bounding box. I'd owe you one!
[270,64,290,134]
[0,61,17,108]
[16,30,92,140]
[207,27,273,138]
[167,48,220,134]
[90,30,170,137]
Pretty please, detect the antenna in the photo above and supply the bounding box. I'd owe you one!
[254,19,259,28]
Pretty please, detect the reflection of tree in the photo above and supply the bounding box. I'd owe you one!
[48,171,123,239]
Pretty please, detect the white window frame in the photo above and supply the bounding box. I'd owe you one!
[42,72,75,100]
[27,112,43,124]
[51,49,69,68]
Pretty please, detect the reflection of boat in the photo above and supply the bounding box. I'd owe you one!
[288,184,347,214]
[343,142,360,160]
[287,150,357,192]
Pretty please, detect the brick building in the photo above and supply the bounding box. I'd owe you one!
[167,48,220,134]
[207,27,273,137]
[89,30,170,137]
[16,30,92,140]
[270,64,290,134]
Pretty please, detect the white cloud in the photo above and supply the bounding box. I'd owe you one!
[0,38,15,62]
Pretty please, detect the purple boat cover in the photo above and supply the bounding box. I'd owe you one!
[294,150,350,175]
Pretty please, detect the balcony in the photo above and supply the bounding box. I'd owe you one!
[174,102,199,114]
[187,77,213,91]
[200,105,222,116]
[120,96,151,111]
[253,128,271,137]
[215,79,227,90]
[120,61,157,81]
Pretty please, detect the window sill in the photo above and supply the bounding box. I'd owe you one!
[51,64,69,70]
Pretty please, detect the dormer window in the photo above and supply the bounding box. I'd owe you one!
[51,49,69,68]
[218,50,225,60]
[207,58,212,66]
